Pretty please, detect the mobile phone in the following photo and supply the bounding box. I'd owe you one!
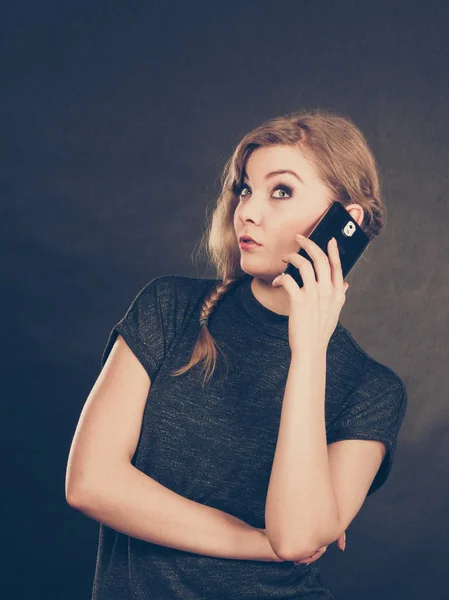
[283,201,371,288]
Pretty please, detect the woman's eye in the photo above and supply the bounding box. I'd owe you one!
[272,185,292,199]
[238,184,292,199]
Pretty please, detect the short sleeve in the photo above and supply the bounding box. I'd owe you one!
[326,374,408,496]
[100,275,174,382]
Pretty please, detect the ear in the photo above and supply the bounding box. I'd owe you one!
[344,204,364,227]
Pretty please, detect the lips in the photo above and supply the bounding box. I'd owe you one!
[239,235,261,245]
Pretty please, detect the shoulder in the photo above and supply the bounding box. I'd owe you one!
[136,275,221,321]
[138,274,219,300]
[336,322,408,411]
[150,274,220,299]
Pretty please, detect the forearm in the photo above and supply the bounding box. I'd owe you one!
[265,349,340,560]
[69,462,278,562]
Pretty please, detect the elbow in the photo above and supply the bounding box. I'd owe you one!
[65,463,101,509]
[66,490,86,509]
[275,539,319,563]
[265,535,285,562]
[265,502,342,561]
[65,479,92,509]
[265,529,316,563]
[265,521,290,561]
[66,488,86,509]
[273,523,343,562]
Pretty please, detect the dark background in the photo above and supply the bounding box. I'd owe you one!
[3,1,448,598]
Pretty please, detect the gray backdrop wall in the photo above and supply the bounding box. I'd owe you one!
[3,0,448,598]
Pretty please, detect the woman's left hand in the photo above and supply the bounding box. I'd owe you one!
[272,234,349,355]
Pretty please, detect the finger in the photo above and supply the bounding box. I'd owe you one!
[337,531,347,551]
[295,233,332,286]
[279,253,317,291]
[305,546,328,562]
[299,548,328,565]
[327,237,345,290]
[293,547,323,565]
[272,269,312,295]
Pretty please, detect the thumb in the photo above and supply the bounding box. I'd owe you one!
[272,273,286,287]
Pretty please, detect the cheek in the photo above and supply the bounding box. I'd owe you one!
[233,212,238,232]
[273,223,300,248]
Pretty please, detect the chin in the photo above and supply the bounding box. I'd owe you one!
[243,269,278,283]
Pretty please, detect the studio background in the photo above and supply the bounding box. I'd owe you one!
[2,1,448,598]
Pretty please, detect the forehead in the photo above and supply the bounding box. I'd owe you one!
[243,144,319,183]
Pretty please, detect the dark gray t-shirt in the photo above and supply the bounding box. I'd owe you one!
[91,273,407,600]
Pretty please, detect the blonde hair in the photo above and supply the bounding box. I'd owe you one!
[170,108,386,388]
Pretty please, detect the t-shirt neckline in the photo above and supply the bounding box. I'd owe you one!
[235,273,343,342]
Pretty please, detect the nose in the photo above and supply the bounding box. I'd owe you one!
[237,193,262,223]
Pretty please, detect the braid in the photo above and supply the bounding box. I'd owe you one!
[199,277,240,328]
[170,276,243,388]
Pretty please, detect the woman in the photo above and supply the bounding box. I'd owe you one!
[66,108,407,599]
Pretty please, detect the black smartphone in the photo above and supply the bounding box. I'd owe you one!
[283,201,371,288]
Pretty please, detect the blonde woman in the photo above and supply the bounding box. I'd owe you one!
[66,109,407,599]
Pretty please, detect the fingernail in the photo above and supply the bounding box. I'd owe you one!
[296,233,305,239]
[273,273,285,285]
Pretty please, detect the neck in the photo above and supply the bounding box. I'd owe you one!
[251,276,291,316]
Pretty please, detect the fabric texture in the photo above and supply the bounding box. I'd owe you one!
[92,273,407,600]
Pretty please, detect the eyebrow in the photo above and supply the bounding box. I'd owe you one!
[243,169,304,184]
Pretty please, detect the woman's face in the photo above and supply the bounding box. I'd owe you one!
[233,144,336,282]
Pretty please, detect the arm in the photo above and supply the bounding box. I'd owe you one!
[265,347,387,562]
[66,334,281,563]
[265,349,341,560]
[68,463,280,562]
[266,240,394,562]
